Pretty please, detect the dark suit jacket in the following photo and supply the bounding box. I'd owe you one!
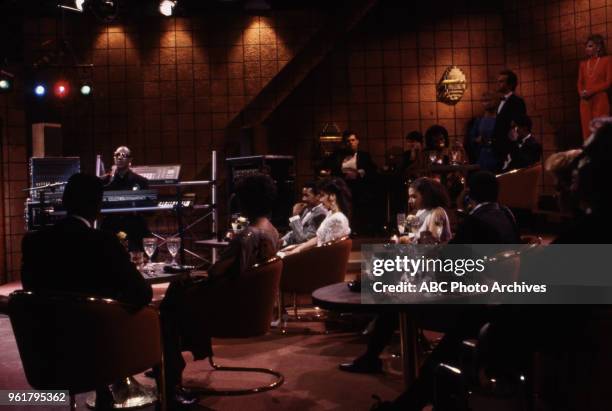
[492,93,527,159]
[504,135,542,171]
[21,216,152,307]
[450,202,520,244]
[328,149,377,179]
[101,169,149,191]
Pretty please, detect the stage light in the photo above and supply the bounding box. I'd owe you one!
[80,84,92,96]
[75,0,86,11]
[0,70,14,92]
[54,81,70,98]
[34,85,46,96]
[159,0,177,16]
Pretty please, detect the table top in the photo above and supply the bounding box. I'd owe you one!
[312,282,478,312]
[195,239,230,247]
[312,282,370,312]
[427,164,480,173]
[141,263,190,284]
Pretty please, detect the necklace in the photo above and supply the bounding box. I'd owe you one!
[587,57,601,77]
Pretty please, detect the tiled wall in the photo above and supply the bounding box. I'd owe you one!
[268,0,612,192]
[0,11,322,282]
[0,71,27,283]
[3,1,612,281]
[23,11,321,177]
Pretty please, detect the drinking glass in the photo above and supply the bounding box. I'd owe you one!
[166,237,181,266]
[143,237,157,271]
[428,152,438,164]
[396,213,406,235]
[129,251,144,271]
[409,215,421,239]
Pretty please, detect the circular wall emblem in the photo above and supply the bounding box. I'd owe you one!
[437,66,468,105]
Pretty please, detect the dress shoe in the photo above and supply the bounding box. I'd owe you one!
[339,356,382,374]
[158,388,198,411]
[370,395,397,410]
[174,386,198,406]
[270,313,289,328]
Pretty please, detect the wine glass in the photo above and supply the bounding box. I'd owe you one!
[408,215,421,239]
[428,152,438,164]
[143,237,157,272]
[396,213,406,235]
[166,237,181,266]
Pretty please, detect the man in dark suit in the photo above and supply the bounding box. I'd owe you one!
[21,173,152,306]
[451,171,520,244]
[100,146,149,191]
[327,130,379,234]
[21,173,152,410]
[501,115,542,172]
[327,131,377,179]
[492,69,527,170]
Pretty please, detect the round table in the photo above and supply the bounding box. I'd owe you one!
[312,282,421,388]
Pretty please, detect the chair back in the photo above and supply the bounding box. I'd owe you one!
[8,291,162,394]
[185,257,283,339]
[280,237,352,294]
[497,163,541,210]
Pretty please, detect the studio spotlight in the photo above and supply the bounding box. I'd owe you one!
[0,70,15,92]
[34,84,46,96]
[54,81,70,98]
[159,0,177,16]
[80,84,92,96]
[75,0,86,11]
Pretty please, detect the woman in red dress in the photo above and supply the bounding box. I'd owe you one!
[578,34,612,140]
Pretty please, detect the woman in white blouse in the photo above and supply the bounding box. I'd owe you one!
[284,178,351,255]
[393,177,451,244]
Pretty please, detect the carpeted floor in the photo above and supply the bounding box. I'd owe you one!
[0,313,404,411]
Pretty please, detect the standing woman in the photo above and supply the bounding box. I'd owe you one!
[578,34,612,140]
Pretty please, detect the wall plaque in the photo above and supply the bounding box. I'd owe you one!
[436,66,467,105]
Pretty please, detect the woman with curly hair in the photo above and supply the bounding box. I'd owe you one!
[284,177,351,255]
[394,177,452,244]
[157,173,280,407]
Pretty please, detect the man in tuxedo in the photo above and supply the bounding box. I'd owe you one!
[327,130,379,234]
[502,115,542,172]
[451,170,520,244]
[99,146,150,251]
[327,131,377,179]
[281,181,328,247]
[492,69,527,170]
[21,173,152,410]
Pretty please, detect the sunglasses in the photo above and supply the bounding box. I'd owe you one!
[113,153,130,159]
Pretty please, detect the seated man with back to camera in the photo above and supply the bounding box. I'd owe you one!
[21,173,153,410]
[99,145,151,251]
[280,181,328,248]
